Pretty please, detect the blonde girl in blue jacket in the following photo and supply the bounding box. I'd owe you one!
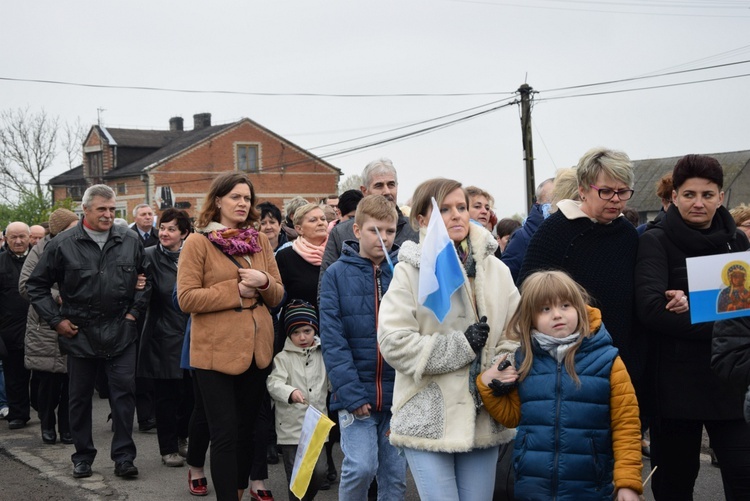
[478,271,642,501]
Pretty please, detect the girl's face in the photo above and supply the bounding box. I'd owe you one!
[534,299,579,338]
[158,220,185,252]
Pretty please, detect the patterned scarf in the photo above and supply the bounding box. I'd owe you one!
[455,238,476,277]
[292,235,328,266]
[206,227,262,256]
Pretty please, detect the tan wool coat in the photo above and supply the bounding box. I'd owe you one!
[177,228,284,375]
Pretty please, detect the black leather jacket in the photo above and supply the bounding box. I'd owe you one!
[26,221,151,358]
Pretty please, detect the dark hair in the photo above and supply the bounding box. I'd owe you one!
[672,154,723,191]
[196,172,259,229]
[621,207,640,227]
[495,218,521,238]
[159,208,192,236]
[257,201,282,224]
[338,189,364,217]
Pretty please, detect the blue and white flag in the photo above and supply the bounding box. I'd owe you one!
[686,251,750,323]
[419,198,466,322]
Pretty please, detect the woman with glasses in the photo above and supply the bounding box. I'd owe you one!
[518,147,645,386]
[635,154,750,499]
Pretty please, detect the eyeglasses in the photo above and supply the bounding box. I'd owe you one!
[589,185,634,201]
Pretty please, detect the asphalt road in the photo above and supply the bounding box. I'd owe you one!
[0,396,727,500]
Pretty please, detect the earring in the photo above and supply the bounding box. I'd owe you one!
[217,205,221,209]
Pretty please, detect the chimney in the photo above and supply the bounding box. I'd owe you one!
[169,116,184,132]
[193,113,212,130]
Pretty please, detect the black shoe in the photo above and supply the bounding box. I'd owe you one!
[326,464,338,482]
[8,419,27,430]
[266,444,279,465]
[138,418,157,433]
[73,461,92,478]
[319,479,331,491]
[42,429,57,444]
[114,461,139,478]
[60,432,74,445]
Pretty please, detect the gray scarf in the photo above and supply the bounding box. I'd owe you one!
[532,330,580,363]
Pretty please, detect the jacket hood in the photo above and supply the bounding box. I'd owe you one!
[398,223,497,269]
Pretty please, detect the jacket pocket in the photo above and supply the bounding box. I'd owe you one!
[589,436,605,491]
[514,430,527,482]
[391,381,444,440]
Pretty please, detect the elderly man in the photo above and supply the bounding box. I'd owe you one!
[0,222,32,429]
[130,203,158,247]
[27,185,150,480]
[320,158,418,274]
[29,225,46,247]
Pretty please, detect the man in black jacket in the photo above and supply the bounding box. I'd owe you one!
[0,222,31,429]
[27,185,151,480]
[130,203,158,248]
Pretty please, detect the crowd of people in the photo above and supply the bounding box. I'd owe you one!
[0,151,749,501]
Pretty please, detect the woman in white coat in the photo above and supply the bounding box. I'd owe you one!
[378,178,520,500]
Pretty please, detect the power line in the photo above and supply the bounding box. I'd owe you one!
[539,59,750,93]
[537,71,750,102]
[0,76,512,99]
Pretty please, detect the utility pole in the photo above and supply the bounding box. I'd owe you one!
[518,84,535,209]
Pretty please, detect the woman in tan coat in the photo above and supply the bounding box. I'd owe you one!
[177,172,284,501]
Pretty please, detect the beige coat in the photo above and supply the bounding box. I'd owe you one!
[266,336,329,445]
[177,226,284,375]
[19,236,66,373]
[378,223,520,452]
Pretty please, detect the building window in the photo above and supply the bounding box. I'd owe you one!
[116,183,126,195]
[236,144,260,173]
[68,186,83,199]
[88,152,103,178]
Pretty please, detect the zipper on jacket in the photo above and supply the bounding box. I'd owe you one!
[553,360,563,499]
[374,264,384,412]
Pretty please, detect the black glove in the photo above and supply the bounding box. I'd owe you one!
[464,316,490,353]
[488,359,518,396]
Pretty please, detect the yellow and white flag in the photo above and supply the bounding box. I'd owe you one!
[290,405,335,499]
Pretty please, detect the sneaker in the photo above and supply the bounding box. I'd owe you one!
[162,452,185,467]
[114,461,139,477]
[178,437,189,458]
[0,407,8,419]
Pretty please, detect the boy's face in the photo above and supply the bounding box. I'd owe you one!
[290,325,316,349]
[353,215,397,264]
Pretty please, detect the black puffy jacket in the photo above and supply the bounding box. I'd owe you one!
[26,221,150,359]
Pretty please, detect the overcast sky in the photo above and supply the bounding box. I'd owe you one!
[3,0,749,216]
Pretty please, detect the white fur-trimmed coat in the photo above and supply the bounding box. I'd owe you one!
[378,223,520,452]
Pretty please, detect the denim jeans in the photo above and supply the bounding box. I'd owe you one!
[403,445,500,501]
[338,410,406,501]
[0,360,7,408]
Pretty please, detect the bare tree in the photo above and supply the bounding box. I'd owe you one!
[61,117,85,171]
[0,108,60,202]
[339,174,363,193]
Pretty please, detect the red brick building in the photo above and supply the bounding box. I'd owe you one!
[49,113,341,221]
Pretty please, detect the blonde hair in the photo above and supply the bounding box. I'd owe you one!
[509,271,592,386]
[293,203,325,228]
[550,167,579,213]
[730,204,750,227]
